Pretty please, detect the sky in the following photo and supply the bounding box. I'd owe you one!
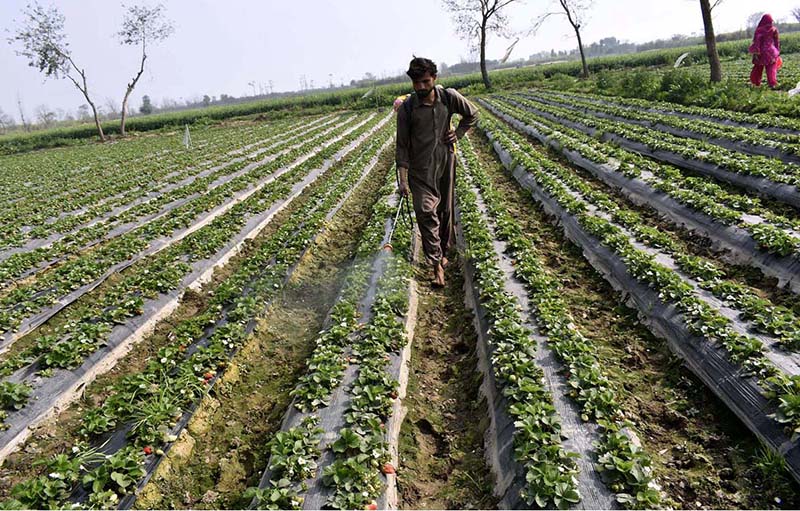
[2,0,799,123]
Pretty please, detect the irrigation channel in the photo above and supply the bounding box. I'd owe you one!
[1,99,800,510]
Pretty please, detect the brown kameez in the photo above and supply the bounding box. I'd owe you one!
[395,86,478,264]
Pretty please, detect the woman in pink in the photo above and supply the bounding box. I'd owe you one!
[749,13,781,88]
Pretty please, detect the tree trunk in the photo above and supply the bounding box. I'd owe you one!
[17,98,30,132]
[65,60,106,141]
[121,48,147,137]
[480,23,492,90]
[120,90,132,137]
[574,26,589,78]
[699,0,722,82]
[88,99,106,141]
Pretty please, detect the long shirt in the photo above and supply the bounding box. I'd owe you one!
[395,86,479,188]
[750,27,781,65]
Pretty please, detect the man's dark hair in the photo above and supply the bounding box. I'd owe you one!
[407,57,437,80]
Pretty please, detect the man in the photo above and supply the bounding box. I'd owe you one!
[396,57,478,287]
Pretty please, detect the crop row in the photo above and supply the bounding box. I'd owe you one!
[252,168,413,510]
[683,54,800,94]
[0,112,388,440]
[483,97,800,266]
[479,110,800,480]
[458,134,661,508]
[509,93,800,188]
[0,113,286,206]
[0,114,347,292]
[454,146,587,508]
[0,114,334,251]
[529,89,800,158]
[248,166,410,509]
[543,78,800,133]
[0,113,370,347]
[0,118,394,510]
[0,122,254,239]
[288,173,401,416]
[321,225,411,510]
[0,114,327,246]
[481,100,800,353]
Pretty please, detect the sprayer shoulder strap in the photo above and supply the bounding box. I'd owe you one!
[403,85,451,126]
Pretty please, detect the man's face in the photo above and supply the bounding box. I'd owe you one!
[412,72,436,98]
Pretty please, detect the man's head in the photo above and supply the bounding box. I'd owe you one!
[407,57,437,100]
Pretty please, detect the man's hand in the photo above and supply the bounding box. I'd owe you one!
[398,167,410,197]
[443,129,457,145]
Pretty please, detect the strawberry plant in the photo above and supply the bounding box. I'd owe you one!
[267,417,323,481]
[0,381,32,411]
[245,479,304,510]
[81,446,145,496]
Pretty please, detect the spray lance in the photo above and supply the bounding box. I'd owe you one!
[384,169,414,252]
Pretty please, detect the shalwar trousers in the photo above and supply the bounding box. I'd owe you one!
[751,62,778,87]
[408,149,456,266]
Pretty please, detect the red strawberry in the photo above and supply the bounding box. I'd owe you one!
[203,372,214,380]
[365,503,378,511]
[382,463,396,474]
[143,446,153,455]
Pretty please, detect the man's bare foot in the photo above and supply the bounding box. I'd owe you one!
[433,262,445,287]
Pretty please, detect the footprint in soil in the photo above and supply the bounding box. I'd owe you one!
[416,418,448,457]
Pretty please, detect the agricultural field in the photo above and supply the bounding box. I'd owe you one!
[2,79,800,511]
[682,52,800,91]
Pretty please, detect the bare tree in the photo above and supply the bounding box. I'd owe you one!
[699,0,723,82]
[117,4,174,136]
[536,0,593,78]
[77,104,91,121]
[0,108,16,134]
[442,0,521,90]
[35,104,56,128]
[16,94,30,132]
[9,3,106,140]
[747,11,764,36]
[793,7,800,23]
[104,97,120,120]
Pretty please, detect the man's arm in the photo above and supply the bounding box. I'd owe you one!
[447,88,479,139]
[396,104,410,196]
[396,105,410,171]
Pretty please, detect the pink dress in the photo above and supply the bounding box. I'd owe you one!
[749,14,781,87]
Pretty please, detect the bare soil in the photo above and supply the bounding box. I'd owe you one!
[397,256,498,510]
